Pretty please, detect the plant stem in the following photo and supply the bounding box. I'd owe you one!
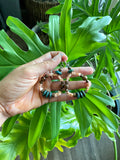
[116,131,120,139]
[113,140,117,160]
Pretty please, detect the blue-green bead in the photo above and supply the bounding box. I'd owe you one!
[79,91,84,98]
[49,92,52,99]
[68,69,74,73]
[76,92,80,99]
[81,90,86,97]
[45,91,50,98]
[42,90,47,96]
[55,70,62,75]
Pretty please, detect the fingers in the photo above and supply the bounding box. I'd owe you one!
[25,53,67,78]
[49,93,77,103]
[51,81,90,91]
[50,67,94,80]
[25,51,68,66]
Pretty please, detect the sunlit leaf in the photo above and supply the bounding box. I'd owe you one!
[74,99,92,137]
[28,104,48,148]
[2,114,19,137]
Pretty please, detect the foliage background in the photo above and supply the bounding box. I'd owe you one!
[0,0,120,159]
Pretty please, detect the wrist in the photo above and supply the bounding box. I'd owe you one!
[0,104,10,126]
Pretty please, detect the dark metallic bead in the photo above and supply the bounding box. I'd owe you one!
[45,74,49,78]
[59,68,62,72]
[65,80,69,84]
[68,66,71,70]
[55,70,62,75]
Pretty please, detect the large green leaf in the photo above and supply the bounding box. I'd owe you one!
[49,102,61,139]
[74,0,120,33]
[74,99,92,137]
[2,114,19,137]
[0,16,51,80]
[28,104,48,148]
[84,93,118,130]
[91,115,115,141]
[59,0,72,54]
[0,124,29,160]
[67,16,111,60]
[49,15,60,50]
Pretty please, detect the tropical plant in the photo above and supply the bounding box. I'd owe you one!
[0,0,120,160]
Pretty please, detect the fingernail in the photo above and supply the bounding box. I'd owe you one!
[53,53,61,60]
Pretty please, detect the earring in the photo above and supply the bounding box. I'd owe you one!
[39,61,91,99]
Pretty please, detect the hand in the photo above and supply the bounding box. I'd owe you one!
[0,51,93,121]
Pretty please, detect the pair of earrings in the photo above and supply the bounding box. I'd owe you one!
[39,61,90,99]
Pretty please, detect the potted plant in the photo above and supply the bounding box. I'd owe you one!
[0,0,120,160]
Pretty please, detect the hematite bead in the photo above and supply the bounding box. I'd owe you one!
[43,90,47,96]
[55,70,62,75]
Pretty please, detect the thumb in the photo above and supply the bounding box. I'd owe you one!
[29,53,63,77]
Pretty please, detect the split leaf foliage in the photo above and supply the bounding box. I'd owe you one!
[0,0,120,159]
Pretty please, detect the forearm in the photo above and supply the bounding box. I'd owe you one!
[0,104,9,127]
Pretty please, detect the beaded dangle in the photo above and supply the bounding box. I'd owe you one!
[39,61,91,99]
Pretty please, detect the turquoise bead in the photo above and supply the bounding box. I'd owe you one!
[81,90,86,97]
[68,69,74,73]
[79,91,84,98]
[55,70,62,75]
[76,92,80,99]
[45,91,50,98]
[42,90,47,96]
[49,92,52,99]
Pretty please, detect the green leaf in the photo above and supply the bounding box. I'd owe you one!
[0,16,51,80]
[102,0,111,16]
[60,103,79,139]
[91,78,107,92]
[106,15,120,34]
[49,15,60,50]
[0,124,29,160]
[46,4,63,15]
[68,16,111,60]
[110,1,120,19]
[59,0,72,54]
[91,115,115,141]
[74,99,92,137]
[50,102,61,139]
[105,45,117,84]
[85,93,118,130]
[28,104,48,148]
[88,90,115,107]
[7,16,50,56]
[88,0,100,16]
[31,141,41,160]
[2,114,19,137]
